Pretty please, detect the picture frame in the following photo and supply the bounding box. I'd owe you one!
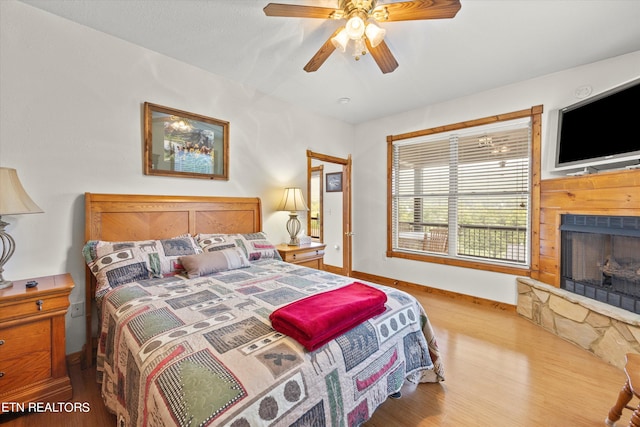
[326,172,343,192]
[143,102,229,180]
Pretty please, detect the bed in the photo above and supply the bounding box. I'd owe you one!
[83,193,443,426]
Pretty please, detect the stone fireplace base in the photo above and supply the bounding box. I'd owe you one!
[517,277,640,370]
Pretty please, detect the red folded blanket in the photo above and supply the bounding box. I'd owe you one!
[269,282,387,351]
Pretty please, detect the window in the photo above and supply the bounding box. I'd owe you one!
[388,107,542,272]
[309,166,323,240]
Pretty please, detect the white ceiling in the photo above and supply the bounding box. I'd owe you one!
[18,0,640,124]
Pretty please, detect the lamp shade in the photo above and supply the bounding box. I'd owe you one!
[277,187,308,212]
[331,28,350,52]
[0,167,43,215]
[365,22,386,48]
[345,15,365,40]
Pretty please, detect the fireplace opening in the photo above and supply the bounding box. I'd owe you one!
[560,215,640,313]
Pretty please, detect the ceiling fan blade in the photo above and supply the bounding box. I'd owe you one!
[375,0,461,21]
[303,28,342,72]
[365,38,399,74]
[263,3,339,19]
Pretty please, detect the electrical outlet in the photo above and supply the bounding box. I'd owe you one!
[70,302,84,318]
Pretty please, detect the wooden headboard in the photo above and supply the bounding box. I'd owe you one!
[83,192,263,366]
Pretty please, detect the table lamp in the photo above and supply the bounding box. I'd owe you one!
[0,167,43,289]
[277,187,308,246]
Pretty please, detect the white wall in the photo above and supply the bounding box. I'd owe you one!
[352,50,640,305]
[0,1,353,354]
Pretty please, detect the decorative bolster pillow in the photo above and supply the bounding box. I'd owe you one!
[197,232,282,261]
[179,247,251,278]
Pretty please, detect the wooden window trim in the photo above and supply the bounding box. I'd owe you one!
[386,105,542,276]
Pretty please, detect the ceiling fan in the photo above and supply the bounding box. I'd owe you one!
[263,0,461,74]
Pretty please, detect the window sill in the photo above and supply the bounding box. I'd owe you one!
[387,250,531,277]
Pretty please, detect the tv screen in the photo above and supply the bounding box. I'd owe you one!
[555,78,640,170]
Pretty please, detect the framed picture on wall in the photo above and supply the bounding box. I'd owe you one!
[326,172,343,192]
[143,102,229,180]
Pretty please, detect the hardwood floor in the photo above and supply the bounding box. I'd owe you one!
[365,288,629,427]
[0,287,629,426]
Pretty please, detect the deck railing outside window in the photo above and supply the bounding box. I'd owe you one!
[310,216,320,239]
[397,222,527,263]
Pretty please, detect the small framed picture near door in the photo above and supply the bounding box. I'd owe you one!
[326,172,343,192]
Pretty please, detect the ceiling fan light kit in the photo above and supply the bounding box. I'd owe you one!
[345,13,366,39]
[331,28,350,52]
[365,22,386,48]
[263,0,461,73]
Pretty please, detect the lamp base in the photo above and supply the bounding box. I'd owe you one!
[286,213,302,247]
[287,237,300,246]
[0,217,16,291]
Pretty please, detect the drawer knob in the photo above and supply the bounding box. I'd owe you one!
[292,254,296,259]
[0,339,4,345]
[0,372,4,378]
[36,300,43,311]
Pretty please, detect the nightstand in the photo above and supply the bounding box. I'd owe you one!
[0,274,74,412]
[276,242,326,270]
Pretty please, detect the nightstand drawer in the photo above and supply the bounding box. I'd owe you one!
[286,248,324,263]
[0,352,51,394]
[295,258,322,269]
[0,294,70,323]
[276,243,326,270]
[0,320,52,394]
[0,319,51,358]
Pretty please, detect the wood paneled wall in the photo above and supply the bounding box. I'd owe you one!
[534,169,640,286]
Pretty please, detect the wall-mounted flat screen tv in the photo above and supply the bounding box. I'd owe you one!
[555,78,640,171]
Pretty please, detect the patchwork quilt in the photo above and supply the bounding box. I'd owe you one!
[97,259,443,426]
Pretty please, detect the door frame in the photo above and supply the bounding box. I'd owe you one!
[306,149,352,276]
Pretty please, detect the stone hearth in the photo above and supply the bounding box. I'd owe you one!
[517,277,640,369]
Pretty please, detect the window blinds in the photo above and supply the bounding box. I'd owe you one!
[391,118,531,264]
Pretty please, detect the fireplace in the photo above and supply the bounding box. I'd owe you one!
[560,214,640,313]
